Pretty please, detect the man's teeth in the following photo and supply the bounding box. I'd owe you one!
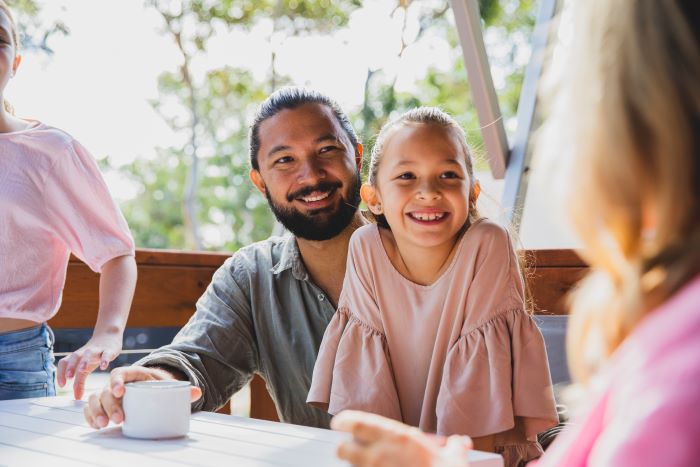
[301,191,331,202]
[411,212,445,221]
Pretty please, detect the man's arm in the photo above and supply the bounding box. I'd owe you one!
[134,257,260,411]
[85,257,260,428]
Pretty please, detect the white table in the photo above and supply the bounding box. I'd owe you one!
[0,397,503,466]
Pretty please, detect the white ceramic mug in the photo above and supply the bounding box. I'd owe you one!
[122,380,192,439]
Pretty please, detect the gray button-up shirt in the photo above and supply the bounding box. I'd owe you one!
[135,234,336,428]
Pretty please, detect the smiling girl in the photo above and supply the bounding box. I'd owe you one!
[308,107,557,466]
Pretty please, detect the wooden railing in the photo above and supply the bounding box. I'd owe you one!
[49,248,587,422]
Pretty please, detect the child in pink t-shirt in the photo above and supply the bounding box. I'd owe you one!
[308,107,557,466]
[0,2,137,401]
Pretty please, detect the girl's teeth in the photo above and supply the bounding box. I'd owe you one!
[412,213,444,221]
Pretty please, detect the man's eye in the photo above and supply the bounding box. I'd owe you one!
[274,156,293,165]
[396,172,415,180]
[319,146,339,154]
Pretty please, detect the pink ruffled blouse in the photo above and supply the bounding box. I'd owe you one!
[308,220,558,465]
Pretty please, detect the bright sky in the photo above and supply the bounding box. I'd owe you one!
[7,0,456,167]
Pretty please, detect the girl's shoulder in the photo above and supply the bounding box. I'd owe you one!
[460,218,514,256]
[349,223,381,251]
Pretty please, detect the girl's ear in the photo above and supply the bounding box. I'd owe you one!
[360,183,383,215]
[470,180,481,204]
[12,54,21,76]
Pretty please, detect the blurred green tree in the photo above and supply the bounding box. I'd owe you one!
[107,0,535,251]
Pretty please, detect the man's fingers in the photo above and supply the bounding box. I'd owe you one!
[108,366,172,398]
[86,392,109,429]
[99,386,124,424]
[190,386,202,402]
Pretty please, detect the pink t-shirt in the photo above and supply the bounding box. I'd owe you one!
[536,274,700,467]
[0,121,135,322]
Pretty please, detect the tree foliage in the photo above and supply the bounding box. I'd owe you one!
[105,0,535,251]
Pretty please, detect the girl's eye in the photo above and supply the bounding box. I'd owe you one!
[396,172,415,180]
[440,171,460,179]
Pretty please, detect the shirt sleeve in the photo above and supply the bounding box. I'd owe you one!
[135,256,260,412]
[436,222,558,440]
[43,139,135,272]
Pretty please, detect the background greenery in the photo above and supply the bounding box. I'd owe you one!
[14,0,535,252]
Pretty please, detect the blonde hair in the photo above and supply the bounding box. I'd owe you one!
[367,107,481,228]
[541,0,700,383]
[0,0,19,115]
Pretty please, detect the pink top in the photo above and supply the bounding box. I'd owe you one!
[536,274,700,467]
[308,220,558,466]
[0,121,135,322]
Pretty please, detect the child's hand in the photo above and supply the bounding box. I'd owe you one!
[332,410,472,467]
[57,331,123,400]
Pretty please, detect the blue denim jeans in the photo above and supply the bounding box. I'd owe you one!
[0,324,56,400]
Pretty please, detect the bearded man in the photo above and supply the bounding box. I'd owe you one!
[84,88,366,430]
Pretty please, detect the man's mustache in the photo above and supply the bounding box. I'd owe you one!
[287,181,342,202]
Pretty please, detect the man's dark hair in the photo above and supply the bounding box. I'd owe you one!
[249,87,360,171]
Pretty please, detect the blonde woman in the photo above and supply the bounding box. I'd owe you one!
[330,0,700,465]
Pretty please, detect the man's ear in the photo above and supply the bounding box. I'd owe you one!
[249,169,267,196]
[12,54,21,76]
[360,183,382,215]
[355,143,363,171]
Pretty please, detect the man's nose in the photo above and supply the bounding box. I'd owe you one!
[297,158,326,184]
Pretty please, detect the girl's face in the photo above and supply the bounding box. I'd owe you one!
[363,123,474,250]
[0,10,19,96]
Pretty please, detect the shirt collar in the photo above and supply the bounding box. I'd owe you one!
[271,234,309,281]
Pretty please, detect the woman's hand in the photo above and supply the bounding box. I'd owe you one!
[331,411,472,467]
[57,329,123,400]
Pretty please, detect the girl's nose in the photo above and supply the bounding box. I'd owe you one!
[416,181,441,200]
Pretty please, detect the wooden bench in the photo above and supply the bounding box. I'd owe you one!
[49,248,587,422]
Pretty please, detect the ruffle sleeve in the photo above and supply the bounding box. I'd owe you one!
[436,308,558,439]
[307,307,402,420]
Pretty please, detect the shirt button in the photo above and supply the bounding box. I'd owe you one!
[317,294,325,301]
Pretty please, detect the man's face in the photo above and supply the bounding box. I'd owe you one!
[250,103,362,241]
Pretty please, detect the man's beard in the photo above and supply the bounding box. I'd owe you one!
[266,171,361,241]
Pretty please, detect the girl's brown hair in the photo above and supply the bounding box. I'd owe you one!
[0,0,19,114]
[540,0,700,383]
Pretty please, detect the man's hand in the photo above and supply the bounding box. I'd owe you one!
[83,366,202,429]
[57,331,123,400]
[331,411,471,467]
